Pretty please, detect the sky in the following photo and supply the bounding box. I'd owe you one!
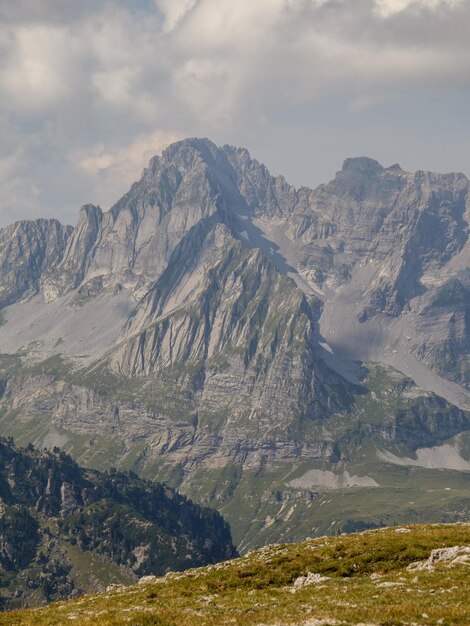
[0,0,469,226]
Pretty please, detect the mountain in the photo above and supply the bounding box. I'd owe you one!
[0,138,469,551]
[2,523,469,625]
[0,437,236,609]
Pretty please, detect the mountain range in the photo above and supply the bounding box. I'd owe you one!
[0,138,469,551]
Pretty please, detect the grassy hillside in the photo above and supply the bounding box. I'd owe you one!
[2,523,469,625]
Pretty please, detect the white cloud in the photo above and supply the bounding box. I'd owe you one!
[0,24,77,109]
[75,130,183,178]
[160,0,470,122]
[375,0,463,18]
[0,149,42,224]
[154,0,197,33]
[71,129,183,209]
[0,0,469,225]
[92,67,137,108]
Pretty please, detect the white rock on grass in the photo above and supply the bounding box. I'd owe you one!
[138,575,162,585]
[407,546,470,571]
[293,572,331,590]
[106,584,126,592]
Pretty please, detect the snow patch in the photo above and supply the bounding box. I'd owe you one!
[288,469,378,490]
[377,444,470,471]
[319,341,334,354]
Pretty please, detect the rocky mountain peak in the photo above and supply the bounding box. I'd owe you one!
[161,137,221,168]
[140,137,234,197]
[0,138,470,556]
[341,156,384,175]
[0,218,72,307]
[78,203,103,222]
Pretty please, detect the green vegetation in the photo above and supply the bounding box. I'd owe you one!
[0,438,236,609]
[0,352,468,553]
[0,506,39,570]
[1,523,469,625]
[23,355,73,381]
[213,458,470,550]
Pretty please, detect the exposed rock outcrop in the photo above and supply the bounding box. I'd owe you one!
[0,138,469,551]
[407,545,470,571]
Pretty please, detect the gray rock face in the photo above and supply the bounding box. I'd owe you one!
[110,230,351,444]
[0,219,72,307]
[290,159,469,313]
[0,137,470,549]
[271,156,470,396]
[43,204,104,300]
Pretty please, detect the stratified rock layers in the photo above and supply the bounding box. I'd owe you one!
[0,138,469,548]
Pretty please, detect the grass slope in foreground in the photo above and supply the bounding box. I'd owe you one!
[3,523,469,626]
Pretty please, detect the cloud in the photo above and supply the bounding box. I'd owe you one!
[0,147,42,224]
[0,24,78,110]
[71,129,183,209]
[75,130,182,178]
[374,0,463,18]
[154,0,197,33]
[166,0,470,104]
[0,0,469,225]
